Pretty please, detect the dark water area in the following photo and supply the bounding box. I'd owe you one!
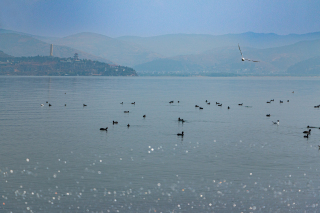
[1,76,320,212]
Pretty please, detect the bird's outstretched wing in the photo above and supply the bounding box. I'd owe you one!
[246,59,260,62]
[238,44,260,62]
[238,44,243,56]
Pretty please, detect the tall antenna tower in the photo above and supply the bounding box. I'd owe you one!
[50,44,53,56]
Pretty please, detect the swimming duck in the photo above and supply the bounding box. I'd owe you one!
[218,104,222,106]
[195,105,199,107]
[178,118,185,122]
[127,124,130,127]
[280,100,283,103]
[49,103,52,107]
[143,115,146,118]
[207,102,210,105]
[303,129,311,134]
[65,104,66,106]
[266,114,270,117]
[120,102,123,104]
[205,100,207,102]
[40,104,44,106]
[113,120,118,124]
[124,111,129,113]
[287,100,289,102]
[238,103,243,106]
[272,120,279,125]
[100,127,108,131]
[131,102,135,105]
[199,107,203,109]
[228,106,230,109]
[270,99,274,102]
[83,104,87,106]
[266,101,271,103]
[177,131,184,136]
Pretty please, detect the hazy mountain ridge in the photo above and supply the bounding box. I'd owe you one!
[46,32,163,67]
[0,33,114,64]
[0,50,13,58]
[134,39,320,75]
[287,56,320,76]
[0,29,59,44]
[118,32,320,57]
[1,29,320,76]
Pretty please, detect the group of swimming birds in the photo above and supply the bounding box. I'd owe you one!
[97,94,318,140]
[266,97,319,140]
[40,90,317,140]
[98,99,254,137]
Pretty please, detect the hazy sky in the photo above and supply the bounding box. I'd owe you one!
[1,0,320,38]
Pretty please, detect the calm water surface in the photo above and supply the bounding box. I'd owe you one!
[1,76,320,212]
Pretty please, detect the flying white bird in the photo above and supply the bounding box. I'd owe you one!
[238,44,259,62]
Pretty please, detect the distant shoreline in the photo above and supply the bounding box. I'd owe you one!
[0,55,137,76]
[1,75,319,78]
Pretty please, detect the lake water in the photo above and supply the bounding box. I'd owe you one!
[1,76,320,212]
